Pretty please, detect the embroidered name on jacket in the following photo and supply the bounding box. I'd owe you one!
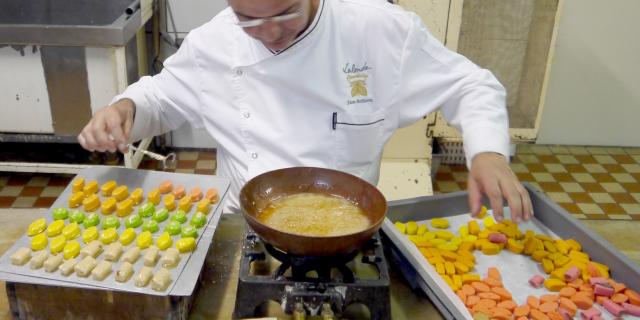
[343,62,373,105]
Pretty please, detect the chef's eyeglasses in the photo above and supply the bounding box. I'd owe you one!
[235,11,303,28]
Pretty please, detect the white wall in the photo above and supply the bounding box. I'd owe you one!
[537,0,640,146]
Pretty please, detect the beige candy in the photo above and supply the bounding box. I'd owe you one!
[74,256,97,277]
[29,251,49,270]
[11,247,31,266]
[91,260,113,281]
[160,248,181,269]
[115,262,134,283]
[143,246,160,267]
[80,240,103,258]
[134,266,153,287]
[44,254,64,272]
[122,247,141,264]
[151,268,172,291]
[104,243,123,262]
[59,258,78,276]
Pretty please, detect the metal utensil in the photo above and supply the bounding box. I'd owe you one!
[127,144,176,169]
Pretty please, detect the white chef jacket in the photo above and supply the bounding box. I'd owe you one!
[114,0,509,213]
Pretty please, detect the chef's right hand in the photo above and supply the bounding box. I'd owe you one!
[78,98,135,154]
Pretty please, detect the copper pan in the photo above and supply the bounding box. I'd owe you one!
[240,167,387,256]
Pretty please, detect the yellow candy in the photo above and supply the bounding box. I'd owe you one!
[101,180,117,196]
[47,220,65,237]
[430,218,449,229]
[71,177,85,193]
[422,232,436,240]
[481,243,501,255]
[130,188,144,205]
[444,261,455,275]
[507,238,524,254]
[164,194,176,211]
[435,230,454,240]
[120,228,136,246]
[102,197,117,215]
[406,221,418,235]
[156,232,173,250]
[31,233,48,251]
[68,191,85,208]
[116,198,134,217]
[544,241,558,253]
[569,250,590,262]
[450,237,462,246]
[63,241,81,260]
[542,258,555,274]
[463,235,478,242]
[82,180,99,195]
[442,275,454,289]
[454,261,470,274]
[435,262,445,274]
[462,274,481,284]
[456,256,475,269]
[417,224,428,236]
[27,218,47,236]
[458,226,469,237]
[62,223,81,240]
[82,226,99,244]
[468,220,480,236]
[477,205,488,218]
[544,278,566,291]
[178,195,192,212]
[483,216,496,228]
[555,239,570,255]
[100,228,118,244]
[440,251,458,262]
[196,199,211,214]
[394,222,407,234]
[408,235,431,247]
[148,188,161,205]
[137,231,153,249]
[113,185,129,201]
[437,243,458,252]
[458,242,475,253]
[50,235,66,254]
[176,237,196,253]
[430,238,446,246]
[82,194,101,212]
[566,239,582,252]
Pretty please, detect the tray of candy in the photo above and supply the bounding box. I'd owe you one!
[381,184,640,320]
[0,166,230,296]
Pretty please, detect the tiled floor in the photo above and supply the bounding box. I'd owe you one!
[1,145,639,221]
[434,145,640,220]
[0,150,217,209]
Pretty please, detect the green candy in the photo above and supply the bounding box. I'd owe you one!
[83,213,100,228]
[152,208,169,222]
[190,212,207,229]
[165,221,181,236]
[53,208,68,220]
[69,210,85,224]
[139,203,155,218]
[142,220,159,233]
[181,225,198,238]
[102,216,120,230]
[171,210,188,224]
[125,214,143,228]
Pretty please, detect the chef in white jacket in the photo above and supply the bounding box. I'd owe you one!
[78,0,533,222]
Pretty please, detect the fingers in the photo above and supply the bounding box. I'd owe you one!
[467,178,483,217]
[499,178,523,223]
[77,106,127,153]
[485,180,505,221]
[105,115,129,153]
[520,183,534,220]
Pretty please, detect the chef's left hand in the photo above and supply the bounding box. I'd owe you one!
[467,152,533,223]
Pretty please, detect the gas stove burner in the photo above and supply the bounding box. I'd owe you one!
[234,231,391,319]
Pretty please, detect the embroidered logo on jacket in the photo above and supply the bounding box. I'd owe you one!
[343,62,373,105]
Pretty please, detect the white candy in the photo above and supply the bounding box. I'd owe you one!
[11,247,31,266]
[160,248,181,269]
[143,246,159,267]
[29,251,49,270]
[91,260,113,281]
[134,266,153,287]
[122,247,141,264]
[80,240,102,258]
[59,258,78,276]
[115,262,134,283]
[104,243,123,262]
[151,268,172,291]
[74,256,97,277]
[44,254,64,273]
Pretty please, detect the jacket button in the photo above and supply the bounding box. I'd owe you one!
[236,69,243,76]
[251,153,258,159]
[243,112,251,118]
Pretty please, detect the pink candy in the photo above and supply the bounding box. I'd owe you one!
[488,233,507,244]
[564,266,581,282]
[623,302,640,316]
[558,307,573,320]
[602,299,625,316]
[594,283,615,297]
[580,307,601,320]
[589,277,609,286]
[529,274,545,288]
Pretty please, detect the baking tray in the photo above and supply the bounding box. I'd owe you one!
[0,167,230,296]
[381,183,640,319]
